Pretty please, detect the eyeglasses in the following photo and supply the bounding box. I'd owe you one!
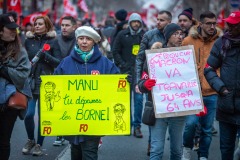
[173,32,184,37]
[204,22,217,26]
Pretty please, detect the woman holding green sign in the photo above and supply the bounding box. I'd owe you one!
[54,26,119,160]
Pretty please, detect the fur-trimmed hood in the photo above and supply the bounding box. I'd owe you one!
[25,31,57,39]
[188,25,223,40]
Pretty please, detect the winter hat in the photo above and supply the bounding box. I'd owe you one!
[128,13,143,34]
[178,8,193,20]
[115,9,128,21]
[163,23,182,42]
[75,26,101,43]
[0,14,19,29]
[223,11,240,24]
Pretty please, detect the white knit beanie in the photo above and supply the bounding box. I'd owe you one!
[75,26,101,43]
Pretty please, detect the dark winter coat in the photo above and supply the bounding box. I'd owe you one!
[25,31,60,95]
[135,28,166,84]
[52,32,76,61]
[112,28,144,74]
[204,36,240,124]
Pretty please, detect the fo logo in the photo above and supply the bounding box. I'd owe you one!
[91,70,100,75]
[117,79,127,92]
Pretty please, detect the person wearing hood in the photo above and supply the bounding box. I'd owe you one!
[22,15,60,156]
[112,13,145,138]
[181,11,221,160]
[54,26,119,160]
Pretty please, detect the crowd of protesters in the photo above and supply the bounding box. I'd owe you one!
[0,6,240,160]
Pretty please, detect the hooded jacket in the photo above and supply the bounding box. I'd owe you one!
[112,13,144,75]
[182,25,221,96]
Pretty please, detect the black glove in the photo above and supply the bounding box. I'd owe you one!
[219,87,229,96]
[126,74,132,84]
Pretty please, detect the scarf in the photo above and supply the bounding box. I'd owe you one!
[222,32,240,56]
[58,32,76,57]
[74,45,94,62]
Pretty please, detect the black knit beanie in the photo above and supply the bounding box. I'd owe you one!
[163,23,182,42]
[178,8,193,20]
[115,9,128,21]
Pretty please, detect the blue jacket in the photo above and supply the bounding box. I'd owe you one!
[55,45,119,75]
[54,44,119,143]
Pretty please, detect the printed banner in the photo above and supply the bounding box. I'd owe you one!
[40,75,130,136]
[146,45,203,118]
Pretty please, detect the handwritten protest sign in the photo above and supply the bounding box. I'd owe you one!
[146,45,203,118]
[40,75,130,136]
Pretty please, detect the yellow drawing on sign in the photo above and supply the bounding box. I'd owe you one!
[44,82,61,111]
[113,103,126,132]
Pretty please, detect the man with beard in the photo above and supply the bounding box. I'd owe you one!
[178,8,197,38]
[181,11,221,160]
[112,13,145,138]
[204,11,240,160]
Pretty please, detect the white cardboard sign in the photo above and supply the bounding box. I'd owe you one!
[146,45,203,118]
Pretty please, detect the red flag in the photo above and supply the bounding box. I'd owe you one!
[7,0,22,15]
[217,9,225,29]
[63,0,77,18]
[22,9,49,26]
[91,12,96,26]
[77,0,88,13]
[108,10,115,17]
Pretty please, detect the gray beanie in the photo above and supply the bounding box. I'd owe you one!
[75,26,101,43]
[163,23,182,42]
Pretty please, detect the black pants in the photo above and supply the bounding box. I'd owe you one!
[0,107,18,160]
[71,137,100,160]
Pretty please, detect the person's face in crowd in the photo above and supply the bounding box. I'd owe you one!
[200,17,217,37]
[25,24,32,32]
[76,20,82,28]
[0,27,17,42]
[61,19,77,37]
[168,30,183,47]
[156,13,171,31]
[227,22,240,38]
[178,15,192,32]
[77,36,95,52]
[34,18,46,35]
[130,20,141,31]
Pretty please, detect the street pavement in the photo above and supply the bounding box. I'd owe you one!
[10,116,221,160]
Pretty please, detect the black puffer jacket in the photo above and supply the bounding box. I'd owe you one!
[25,31,60,95]
[204,36,240,124]
[135,28,165,84]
